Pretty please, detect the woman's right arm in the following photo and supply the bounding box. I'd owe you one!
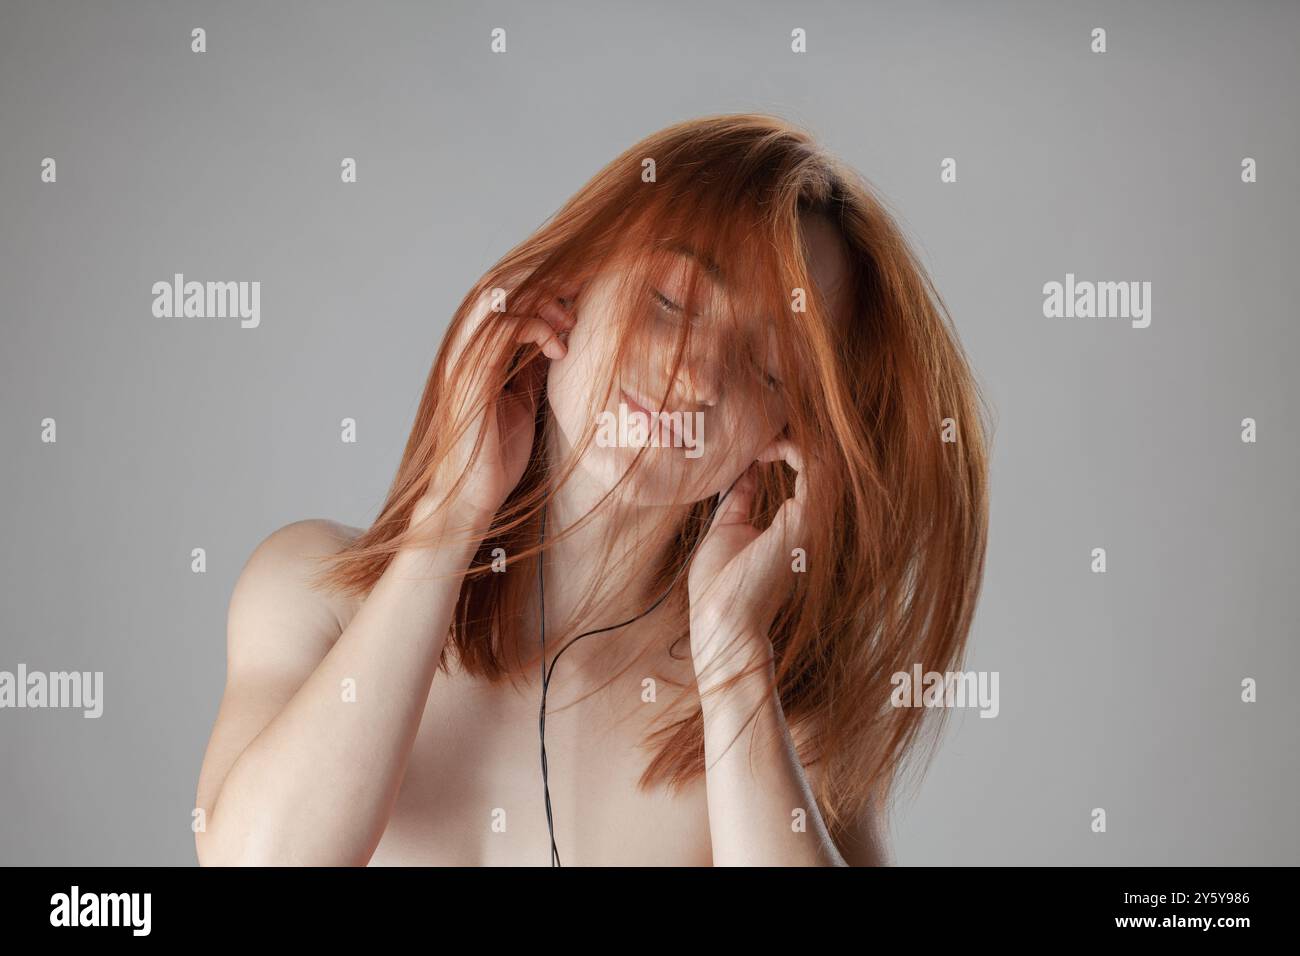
[194,278,576,865]
[193,503,489,866]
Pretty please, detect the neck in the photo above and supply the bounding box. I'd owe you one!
[531,424,693,681]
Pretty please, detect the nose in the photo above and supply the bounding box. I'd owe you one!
[671,353,719,408]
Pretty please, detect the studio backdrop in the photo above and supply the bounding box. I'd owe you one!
[1,0,1296,865]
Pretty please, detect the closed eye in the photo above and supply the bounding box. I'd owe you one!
[652,285,781,391]
[651,288,685,315]
[751,354,782,392]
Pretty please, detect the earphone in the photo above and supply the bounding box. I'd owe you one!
[535,472,743,866]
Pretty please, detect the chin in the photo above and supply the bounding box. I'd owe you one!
[568,439,721,507]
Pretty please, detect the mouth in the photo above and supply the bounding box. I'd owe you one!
[619,386,684,447]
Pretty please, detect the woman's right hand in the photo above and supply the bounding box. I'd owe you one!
[413,272,578,531]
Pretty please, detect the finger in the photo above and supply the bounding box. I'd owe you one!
[513,315,567,361]
[451,272,575,367]
[785,443,807,502]
[443,283,513,372]
[699,465,760,568]
[538,299,576,332]
[760,439,806,491]
[498,383,539,446]
[504,346,547,400]
[758,438,801,470]
[710,462,757,530]
[757,439,807,527]
[765,488,807,559]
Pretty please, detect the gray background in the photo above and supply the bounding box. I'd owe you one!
[1,0,1296,865]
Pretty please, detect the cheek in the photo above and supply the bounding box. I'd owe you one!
[545,317,615,439]
[731,385,788,440]
[704,403,783,472]
[545,353,586,443]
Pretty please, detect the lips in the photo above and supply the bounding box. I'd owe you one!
[619,386,683,446]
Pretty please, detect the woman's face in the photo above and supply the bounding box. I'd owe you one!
[547,213,850,506]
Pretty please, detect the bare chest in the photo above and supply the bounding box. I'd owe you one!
[368,660,712,867]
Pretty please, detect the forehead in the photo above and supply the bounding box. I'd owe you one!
[660,215,851,329]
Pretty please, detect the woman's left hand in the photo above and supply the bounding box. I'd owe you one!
[687,439,808,689]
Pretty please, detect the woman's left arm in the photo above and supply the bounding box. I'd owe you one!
[695,629,846,866]
[690,442,886,866]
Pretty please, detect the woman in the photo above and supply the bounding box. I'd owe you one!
[194,113,990,866]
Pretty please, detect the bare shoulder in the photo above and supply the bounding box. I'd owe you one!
[246,517,365,571]
[226,519,366,670]
[196,519,366,823]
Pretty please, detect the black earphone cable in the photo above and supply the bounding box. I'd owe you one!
[536,473,743,867]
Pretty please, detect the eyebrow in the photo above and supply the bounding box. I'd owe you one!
[667,243,726,288]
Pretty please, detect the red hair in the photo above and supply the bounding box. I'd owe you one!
[312,113,991,837]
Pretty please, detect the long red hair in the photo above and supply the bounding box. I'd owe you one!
[312,113,991,837]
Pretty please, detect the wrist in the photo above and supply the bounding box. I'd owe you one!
[697,653,777,728]
[410,490,497,534]
[690,619,774,695]
[403,497,496,563]
[689,611,769,657]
